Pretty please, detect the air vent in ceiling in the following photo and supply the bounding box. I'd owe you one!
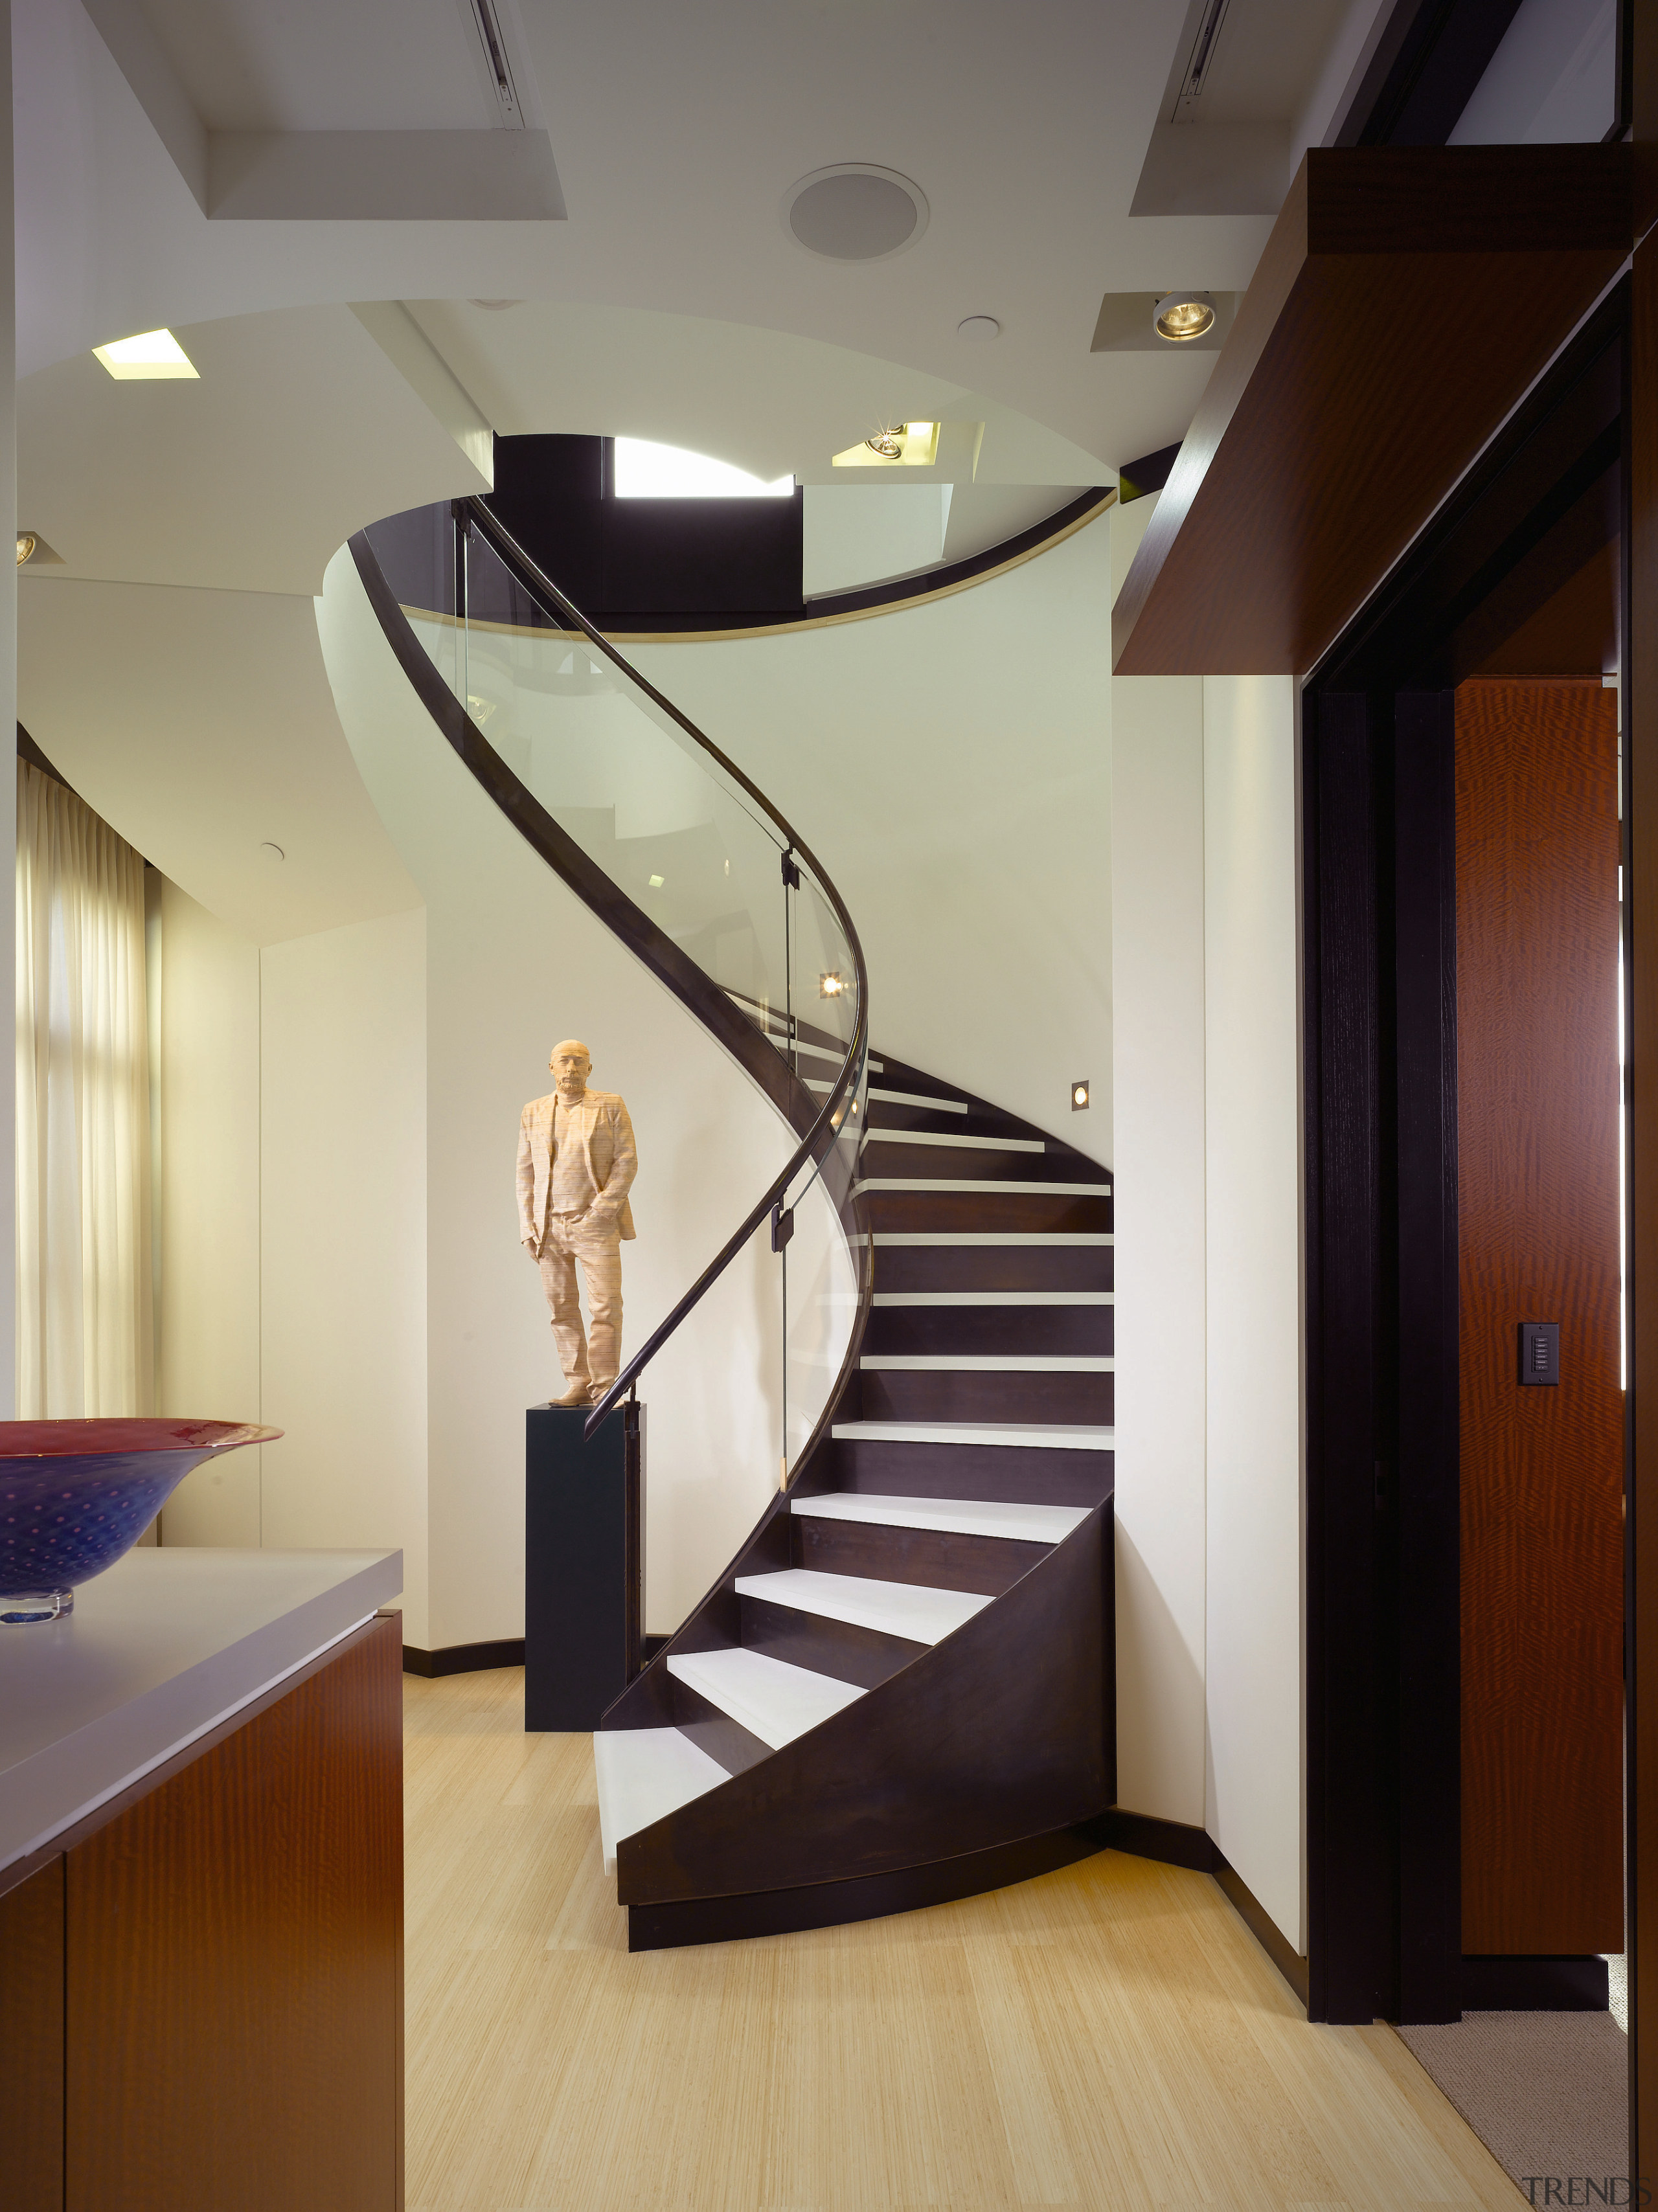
[461,0,526,128]
[1171,0,1234,123]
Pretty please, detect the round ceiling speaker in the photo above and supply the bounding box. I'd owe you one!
[782,166,929,263]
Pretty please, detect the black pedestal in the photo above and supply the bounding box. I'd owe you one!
[524,1400,644,1731]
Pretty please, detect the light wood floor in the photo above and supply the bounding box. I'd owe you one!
[405,1669,1520,2211]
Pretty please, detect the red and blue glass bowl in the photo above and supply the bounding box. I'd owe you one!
[0,1419,280,1623]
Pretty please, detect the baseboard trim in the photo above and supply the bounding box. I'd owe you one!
[1213,1860,1311,2007]
[1091,1807,1220,1871]
[1462,1953,1609,2011]
[1090,1808,1310,2007]
[628,1823,1106,1952]
[402,1638,526,1678]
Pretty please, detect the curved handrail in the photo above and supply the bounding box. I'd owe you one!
[352,497,870,1452]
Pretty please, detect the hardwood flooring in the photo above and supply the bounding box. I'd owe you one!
[405,1669,1519,2210]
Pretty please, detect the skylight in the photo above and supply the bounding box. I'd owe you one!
[92,329,199,381]
[613,438,793,499]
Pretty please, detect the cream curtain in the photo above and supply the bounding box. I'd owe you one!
[16,760,154,1416]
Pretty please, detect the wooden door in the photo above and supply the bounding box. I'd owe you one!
[1457,673,1624,1954]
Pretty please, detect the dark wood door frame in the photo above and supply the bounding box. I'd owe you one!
[1304,276,1640,2145]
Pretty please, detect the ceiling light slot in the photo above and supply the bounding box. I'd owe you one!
[1170,0,1234,122]
[461,0,526,128]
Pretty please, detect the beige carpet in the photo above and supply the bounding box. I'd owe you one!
[1396,2009,1628,2199]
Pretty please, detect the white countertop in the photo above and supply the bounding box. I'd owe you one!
[0,1546,402,1875]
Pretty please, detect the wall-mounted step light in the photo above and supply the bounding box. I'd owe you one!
[819,972,846,999]
[92,329,198,380]
[16,534,35,567]
[1072,1080,1090,1111]
[647,874,665,888]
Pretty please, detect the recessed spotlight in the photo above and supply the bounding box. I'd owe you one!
[92,329,199,380]
[834,422,941,469]
[782,166,929,262]
[260,841,286,863]
[957,316,1001,342]
[1153,292,1216,343]
[16,534,36,567]
[1071,1079,1090,1111]
[819,972,846,999]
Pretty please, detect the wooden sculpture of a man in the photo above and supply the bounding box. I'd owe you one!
[517,1039,639,1408]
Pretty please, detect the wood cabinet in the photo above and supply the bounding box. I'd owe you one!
[0,1613,402,2211]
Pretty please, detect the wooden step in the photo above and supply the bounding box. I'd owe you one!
[666,1647,865,1752]
[870,1234,1113,1293]
[858,1184,1113,1234]
[734,1568,990,1689]
[830,1429,1114,1507]
[863,1136,1109,1185]
[791,1491,1091,1544]
[786,1491,1059,1595]
[593,1726,729,1873]
[858,1357,1115,1424]
[866,1301,1113,1355]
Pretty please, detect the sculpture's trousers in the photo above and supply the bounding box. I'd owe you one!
[537,1213,623,1393]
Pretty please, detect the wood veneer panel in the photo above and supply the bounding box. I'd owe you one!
[1113,145,1631,677]
[1457,676,1624,1954]
[0,1855,64,2209]
[65,1614,403,2212]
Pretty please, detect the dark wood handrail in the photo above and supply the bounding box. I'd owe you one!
[348,502,870,1453]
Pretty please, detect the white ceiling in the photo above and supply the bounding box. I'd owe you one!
[17,302,489,596]
[16,0,1391,467]
[10,0,1394,949]
[17,578,422,944]
[137,0,502,131]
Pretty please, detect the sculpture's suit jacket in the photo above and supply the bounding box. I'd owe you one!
[517,1088,637,1247]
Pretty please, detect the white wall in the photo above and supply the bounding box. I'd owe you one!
[155,883,262,1543]
[0,0,16,1418]
[1110,649,1209,1825]
[1202,674,1304,1952]
[319,546,801,1645]
[628,510,1114,1162]
[1109,492,1304,1947]
[151,886,429,1639]
[260,910,429,1643]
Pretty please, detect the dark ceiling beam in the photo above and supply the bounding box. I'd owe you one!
[1337,0,1528,148]
[1111,144,1632,679]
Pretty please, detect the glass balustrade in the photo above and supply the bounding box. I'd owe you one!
[359,499,869,1483]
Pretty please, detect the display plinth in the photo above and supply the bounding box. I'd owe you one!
[524,1400,644,1732]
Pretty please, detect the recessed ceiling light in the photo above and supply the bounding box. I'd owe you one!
[833,422,941,469]
[469,299,521,310]
[92,329,199,380]
[957,316,1001,342]
[782,166,929,262]
[1153,291,1216,343]
[260,841,286,863]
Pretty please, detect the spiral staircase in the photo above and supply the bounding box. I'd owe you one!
[353,497,1115,1951]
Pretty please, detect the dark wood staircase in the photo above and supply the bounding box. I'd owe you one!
[596,1049,1115,1950]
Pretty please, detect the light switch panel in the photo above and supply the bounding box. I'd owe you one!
[1519,1321,1560,1387]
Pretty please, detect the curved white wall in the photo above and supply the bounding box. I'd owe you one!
[626,512,1114,1162]
[317,545,806,1643]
